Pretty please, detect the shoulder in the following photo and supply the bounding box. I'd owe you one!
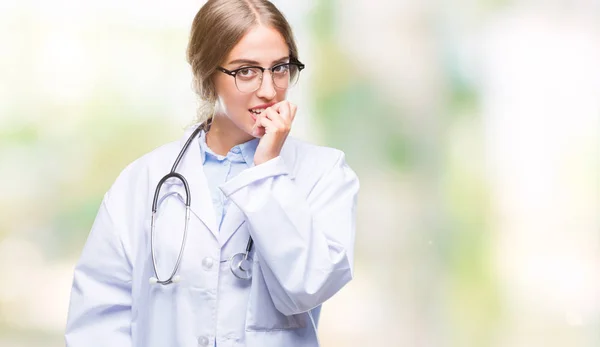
[281,136,358,184]
[282,136,344,164]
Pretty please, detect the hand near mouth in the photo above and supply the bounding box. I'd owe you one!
[252,100,297,166]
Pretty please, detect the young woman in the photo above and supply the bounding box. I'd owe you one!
[65,1,359,346]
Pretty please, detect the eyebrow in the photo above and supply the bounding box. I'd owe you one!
[227,56,290,66]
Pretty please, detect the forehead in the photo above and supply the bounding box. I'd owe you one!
[225,25,289,65]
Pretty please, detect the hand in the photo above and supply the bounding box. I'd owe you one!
[251,101,297,165]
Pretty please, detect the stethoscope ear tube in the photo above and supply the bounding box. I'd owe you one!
[152,172,191,212]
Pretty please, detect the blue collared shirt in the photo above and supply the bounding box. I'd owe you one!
[198,130,259,231]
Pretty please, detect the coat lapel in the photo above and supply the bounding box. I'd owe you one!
[218,201,246,247]
[172,126,219,240]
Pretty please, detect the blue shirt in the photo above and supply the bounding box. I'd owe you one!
[198,130,259,231]
[199,131,258,347]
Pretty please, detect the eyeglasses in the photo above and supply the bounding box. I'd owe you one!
[217,58,305,93]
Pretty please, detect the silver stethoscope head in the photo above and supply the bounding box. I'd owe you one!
[229,253,253,280]
[230,236,254,280]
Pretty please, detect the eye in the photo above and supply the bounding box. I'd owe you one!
[236,67,259,79]
[272,64,290,74]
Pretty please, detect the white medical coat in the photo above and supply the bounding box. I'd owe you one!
[65,126,359,347]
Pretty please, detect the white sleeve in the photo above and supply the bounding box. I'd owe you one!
[220,152,359,315]
[65,193,133,346]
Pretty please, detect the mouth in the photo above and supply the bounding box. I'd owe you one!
[248,102,276,120]
[249,109,263,120]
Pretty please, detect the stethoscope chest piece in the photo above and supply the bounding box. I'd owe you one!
[230,252,253,280]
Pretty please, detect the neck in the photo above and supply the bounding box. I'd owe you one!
[205,113,254,156]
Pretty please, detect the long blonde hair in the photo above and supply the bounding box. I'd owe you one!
[186,0,299,125]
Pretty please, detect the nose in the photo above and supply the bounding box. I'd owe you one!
[255,71,276,100]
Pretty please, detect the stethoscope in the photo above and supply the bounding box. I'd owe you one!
[149,123,254,285]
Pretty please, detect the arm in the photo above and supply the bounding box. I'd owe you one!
[220,151,359,316]
[65,192,133,346]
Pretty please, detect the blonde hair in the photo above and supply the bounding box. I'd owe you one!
[186,0,299,125]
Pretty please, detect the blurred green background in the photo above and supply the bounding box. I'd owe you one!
[1,0,599,346]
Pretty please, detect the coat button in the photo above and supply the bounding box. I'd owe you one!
[202,257,214,271]
[198,335,209,346]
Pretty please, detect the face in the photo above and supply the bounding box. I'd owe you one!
[213,25,290,139]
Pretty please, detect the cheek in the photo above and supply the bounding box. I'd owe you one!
[217,83,244,113]
[226,94,251,115]
[219,92,253,126]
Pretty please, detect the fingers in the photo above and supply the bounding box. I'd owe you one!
[255,101,296,137]
[262,108,287,131]
[251,111,268,137]
[251,117,262,137]
[273,101,291,121]
[257,112,276,132]
[271,101,296,122]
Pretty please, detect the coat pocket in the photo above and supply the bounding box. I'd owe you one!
[245,258,307,331]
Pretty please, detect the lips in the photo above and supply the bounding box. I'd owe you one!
[248,102,276,118]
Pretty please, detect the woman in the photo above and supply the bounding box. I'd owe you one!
[65,1,359,346]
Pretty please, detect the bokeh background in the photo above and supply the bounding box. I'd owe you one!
[1,0,599,346]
